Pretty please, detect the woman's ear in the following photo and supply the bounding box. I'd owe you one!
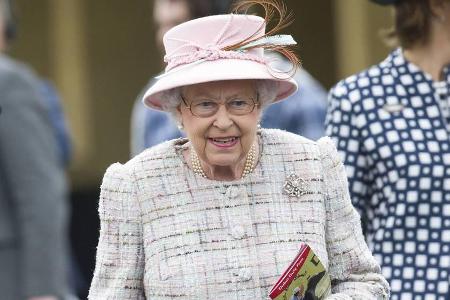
[175,108,184,131]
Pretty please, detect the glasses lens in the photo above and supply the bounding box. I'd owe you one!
[191,100,219,117]
[188,97,256,117]
[227,98,255,115]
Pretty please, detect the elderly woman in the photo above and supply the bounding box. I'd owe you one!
[89,1,389,299]
[326,0,450,299]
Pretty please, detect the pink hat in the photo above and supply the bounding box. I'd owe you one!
[143,14,298,110]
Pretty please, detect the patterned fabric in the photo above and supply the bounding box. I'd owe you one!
[89,129,389,299]
[326,48,450,300]
[434,80,450,131]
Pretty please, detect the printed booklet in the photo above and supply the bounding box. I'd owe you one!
[269,243,331,300]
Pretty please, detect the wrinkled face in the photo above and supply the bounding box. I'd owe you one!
[179,80,261,169]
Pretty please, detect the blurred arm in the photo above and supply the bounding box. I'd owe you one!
[0,69,68,298]
[88,163,145,299]
[325,87,373,234]
[318,137,389,300]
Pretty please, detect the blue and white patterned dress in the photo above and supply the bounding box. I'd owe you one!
[326,48,450,300]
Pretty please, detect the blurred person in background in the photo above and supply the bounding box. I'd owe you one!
[0,0,73,299]
[38,79,73,168]
[326,0,450,299]
[130,0,327,157]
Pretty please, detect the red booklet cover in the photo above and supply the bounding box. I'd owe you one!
[269,243,331,300]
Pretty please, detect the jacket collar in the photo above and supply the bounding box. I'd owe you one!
[383,48,450,85]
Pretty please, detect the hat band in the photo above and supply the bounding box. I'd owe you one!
[165,48,266,72]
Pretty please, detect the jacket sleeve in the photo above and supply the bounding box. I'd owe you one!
[0,69,69,298]
[88,163,145,299]
[324,87,373,233]
[318,137,389,300]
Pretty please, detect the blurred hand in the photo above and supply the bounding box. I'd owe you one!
[28,296,59,300]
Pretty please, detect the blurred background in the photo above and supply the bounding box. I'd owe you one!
[7,0,394,297]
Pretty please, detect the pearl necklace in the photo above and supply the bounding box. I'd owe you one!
[190,143,257,179]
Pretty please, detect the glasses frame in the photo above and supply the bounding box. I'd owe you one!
[180,94,259,118]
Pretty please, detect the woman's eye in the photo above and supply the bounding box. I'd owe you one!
[229,99,249,108]
[195,101,215,108]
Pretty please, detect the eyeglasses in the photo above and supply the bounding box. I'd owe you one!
[181,94,259,118]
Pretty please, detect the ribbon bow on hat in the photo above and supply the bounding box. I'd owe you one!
[159,14,297,77]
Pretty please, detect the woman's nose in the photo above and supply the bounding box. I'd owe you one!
[213,104,233,129]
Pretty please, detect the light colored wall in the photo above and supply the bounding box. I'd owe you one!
[47,0,92,183]
[334,0,395,79]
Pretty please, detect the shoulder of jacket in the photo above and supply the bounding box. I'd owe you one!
[124,139,180,174]
[330,61,386,97]
[0,55,40,84]
[262,128,320,154]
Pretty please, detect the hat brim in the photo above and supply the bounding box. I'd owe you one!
[143,58,298,110]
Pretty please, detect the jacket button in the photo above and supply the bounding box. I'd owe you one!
[226,186,239,198]
[238,268,252,281]
[231,225,246,239]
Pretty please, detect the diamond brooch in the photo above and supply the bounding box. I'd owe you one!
[283,173,308,198]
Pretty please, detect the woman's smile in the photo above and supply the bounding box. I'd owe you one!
[208,136,239,148]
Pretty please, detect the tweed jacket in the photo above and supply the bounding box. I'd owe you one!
[89,129,389,299]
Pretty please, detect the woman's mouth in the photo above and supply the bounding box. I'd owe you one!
[209,137,239,148]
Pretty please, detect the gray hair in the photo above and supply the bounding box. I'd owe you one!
[160,79,278,120]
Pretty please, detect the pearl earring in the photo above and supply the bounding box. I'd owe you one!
[177,123,184,130]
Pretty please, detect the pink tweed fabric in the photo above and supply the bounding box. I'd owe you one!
[89,129,389,299]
